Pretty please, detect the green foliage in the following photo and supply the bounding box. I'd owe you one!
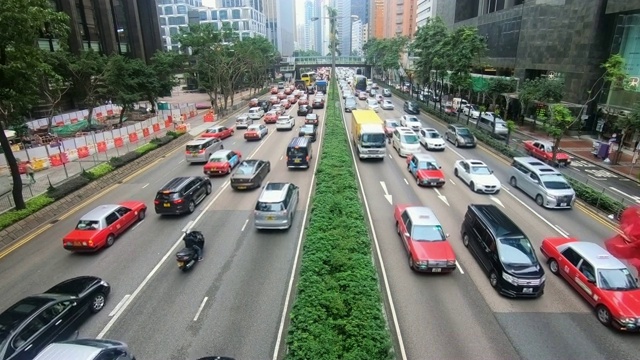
[363,36,409,76]
[411,17,449,85]
[0,195,55,230]
[603,54,629,91]
[566,178,624,215]
[293,50,321,57]
[166,130,181,138]
[542,104,575,140]
[104,55,151,125]
[47,176,91,200]
[285,78,392,359]
[82,163,114,181]
[109,151,142,168]
[135,142,158,155]
[151,135,174,146]
[488,78,516,107]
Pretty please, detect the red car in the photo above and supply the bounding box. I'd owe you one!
[287,95,297,104]
[280,99,291,109]
[63,201,147,252]
[277,92,287,100]
[540,237,640,330]
[394,205,456,272]
[442,104,456,116]
[201,125,234,140]
[406,152,446,187]
[270,87,278,94]
[298,96,309,106]
[284,88,293,95]
[523,140,572,166]
[203,149,242,176]
[249,98,259,107]
[264,110,278,123]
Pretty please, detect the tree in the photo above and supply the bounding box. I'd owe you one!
[487,78,516,133]
[0,0,69,210]
[540,104,576,165]
[104,55,150,125]
[411,17,449,92]
[505,120,516,145]
[292,49,320,57]
[363,36,407,84]
[612,102,640,165]
[42,51,73,132]
[142,51,185,111]
[61,50,109,128]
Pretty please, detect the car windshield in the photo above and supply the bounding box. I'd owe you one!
[402,134,419,144]
[209,157,225,163]
[540,174,572,189]
[367,99,377,105]
[301,126,314,133]
[470,166,491,175]
[288,148,307,157]
[406,117,419,123]
[255,201,284,212]
[411,225,445,241]
[386,121,399,128]
[346,100,356,106]
[361,133,386,145]
[76,220,100,230]
[235,164,255,175]
[306,114,318,120]
[426,131,440,138]
[205,128,219,133]
[418,160,439,170]
[456,128,471,136]
[497,237,538,266]
[598,268,639,290]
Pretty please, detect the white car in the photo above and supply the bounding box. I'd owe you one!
[418,128,446,151]
[401,115,421,131]
[366,98,380,112]
[271,104,284,115]
[245,124,268,140]
[248,107,265,120]
[235,113,252,129]
[462,105,480,119]
[453,159,501,194]
[381,100,394,110]
[276,115,295,131]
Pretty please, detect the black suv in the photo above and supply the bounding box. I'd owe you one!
[461,204,546,298]
[403,101,419,114]
[257,100,270,113]
[154,176,212,215]
[297,104,312,116]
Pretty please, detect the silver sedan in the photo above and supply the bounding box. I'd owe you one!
[381,100,395,110]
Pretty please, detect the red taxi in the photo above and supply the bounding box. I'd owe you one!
[270,87,278,94]
[277,92,287,100]
[394,205,456,272]
[203,149,242,176]
[540,237,640,330]
[284,87,293,95]
[294,90,303,98]
[280,99,291,109]
[287,95,297,104]
[249,98,259,107]
[63,201,147,252]
[201,125,234,140]
[269,95,279,105]
[244,124,268,141]
[298,96,309,106]
[406,153,446,187]
[264,110,278,123]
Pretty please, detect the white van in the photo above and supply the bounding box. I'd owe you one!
[392,127,422,157]
[478,112,508,136]
[248,107,264,120]
[452,98,468,112]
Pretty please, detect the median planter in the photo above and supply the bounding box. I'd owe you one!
[285,80,393,359]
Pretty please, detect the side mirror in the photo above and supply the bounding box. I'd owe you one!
[587,277,596,284]
[490,170,494,174]
[439,166,442,169]
[403,232,410,238]
[446,233,450,238]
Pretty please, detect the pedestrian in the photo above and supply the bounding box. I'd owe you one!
[26,161,36,184]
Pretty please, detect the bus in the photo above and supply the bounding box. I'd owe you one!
[300,72,316,86]
[354,75,367,93]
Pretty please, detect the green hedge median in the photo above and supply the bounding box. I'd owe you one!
[285,79,393,359]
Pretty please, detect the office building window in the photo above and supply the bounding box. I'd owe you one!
[75,0,102,51]
[164,6,173,15]
[169,27,179,36]
[160,17,167,25]
[232,21,239,30]
[177,5,187,14]
[211,10,217,20]
[111,0,130,56]
[168,16,186,25]
[243,21,249,30]
[212,22,219,31]
[158,7,163,15]
[199,11,207,20]
[232,9,241,20]
[219,10,228,20]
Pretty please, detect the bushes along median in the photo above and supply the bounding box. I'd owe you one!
[285,80,393,359]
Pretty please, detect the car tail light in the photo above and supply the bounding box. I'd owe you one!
[174,199,184,204]
[285,156,288,162]
[154,200,160,205]
[198,149,205,154]
[306,156,310,162]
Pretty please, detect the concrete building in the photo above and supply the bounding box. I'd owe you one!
[315,0,325,54]
[157,0,202,52]
[351,0,370,24]
[372,0,385,38]
[46,0,162,64]
[264,0,295,56]
[335,0,352,56]
[416,0,437,29]
[373,0,417,39]
[351,19,364,55]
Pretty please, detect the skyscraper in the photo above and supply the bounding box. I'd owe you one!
[264,0,295,56]
[314,0,324,55]
[351,18,363,55]
[351,0,369,25]
[303,0,316,52]
[335,0,352,56]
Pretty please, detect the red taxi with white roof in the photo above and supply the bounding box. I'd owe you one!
[394,205,456,272]
[200,125,234,140]
[298,96,309,106]
[264,110,278,123]
[63,201,147,252]
[203,149,242,176]
[406,152,446,187]
[280,99,291,109]
[540,237,640,330]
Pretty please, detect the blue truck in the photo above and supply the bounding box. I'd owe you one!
[315,80,328,93]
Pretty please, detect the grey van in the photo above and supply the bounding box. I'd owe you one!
[254,182,299,230]
[185,137,224,163]
[33,339,135,360]
[477,113,508,136]
[509,157,576,208]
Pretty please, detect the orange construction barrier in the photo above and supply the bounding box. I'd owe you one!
[204,113,214,122]
[181,114,187,122]
[114,137,124,147]
[176,124,187,133]
[107,109,114,116]
[97,141,107,153]
[70,118,79,124]
[153,123,161,132]
[128,133,138,143]
[142,128,150,137]
[55,120,64,127]
[49,154,62,167]
[164,119,172,128]
[60,152,69,164]
[78,146,90,158]
[190,110,195,118]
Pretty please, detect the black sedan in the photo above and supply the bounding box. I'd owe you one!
[257,100,270,113]
[230,159,271,190]
[298,124,317,142]
[312,98,324,109]
[304,113,319,127]
[0,276,111,360]
[297,104,313,116]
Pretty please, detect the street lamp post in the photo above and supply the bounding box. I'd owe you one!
[311,14,358,80]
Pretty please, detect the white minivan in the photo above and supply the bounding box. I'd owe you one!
[392,127,422,157]
[248,107,264,120]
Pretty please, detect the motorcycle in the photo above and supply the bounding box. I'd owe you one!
[176,230,205,271]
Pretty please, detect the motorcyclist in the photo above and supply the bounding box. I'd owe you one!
[184,231,203,261]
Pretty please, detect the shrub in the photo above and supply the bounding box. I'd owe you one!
[47,175,91,200]
[0,195,55,230]
[166,130,181,139]
[82,163,114,180]
[151,135,173,146]
[135,142,158,155]
[109,151,141,168]
[285,79,393,359]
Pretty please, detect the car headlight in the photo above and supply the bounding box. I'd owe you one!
[416,260,429,266]
[446,260,456,266]
[547,194,557,200]
[619,317,639,325]
[502,272,519,286]
[457,136,465,143]
[540,275,546,283]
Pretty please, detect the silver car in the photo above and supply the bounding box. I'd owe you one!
[254,182,299,230]
[236,113,252,129]
[185,137,224,163]
[509,157,576,208]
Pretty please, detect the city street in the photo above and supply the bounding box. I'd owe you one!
[0,93,322,359]
[347,90,638,360]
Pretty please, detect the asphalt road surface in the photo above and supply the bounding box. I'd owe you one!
[0,95,324,360]
[344,90,639,360]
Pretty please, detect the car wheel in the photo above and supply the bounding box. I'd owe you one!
[227,166,231,174]
[396,221,400,235]
[138,209,146,221]
[462,233,470,247]
[470,181,476,192]
[548,258,560,275]
[596,305,612,327]
[489,271,499,288]
[408,255,416,271]
[205,183,212,195]
[535,194,544,207]
[188,201,195,213]
[454,168,459,177]
[221,144,224,149]
[106,234,115,247]
[89,292,106,314]
[455,139,460,147]
[509,177,517,188]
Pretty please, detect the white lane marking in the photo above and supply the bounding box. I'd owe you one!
[336,93,408,360]
[380,181,393,204]
[403,178,409,185]
[108,295,130,317]
[273,106,328,360]
[178,159,185,164]
[456,262,465,274]
[609,186,640,203]
[587,175,605,181]
[141,183,149,189]
[554,225,570,237]
[241,219,249,232]
[280,155,284,161]
[447,146,466,160]
[232,142,237,145]
[130,221,144,231]
[503,188,569,238]
[193,297,208,321]
[489,196,504,208]
[388,154,393,159]
[434,188,450,206]
[449,179,456,185]
[97,125,277,339]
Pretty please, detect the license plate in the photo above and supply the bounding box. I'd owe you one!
[192,154,199,157]
[523,288,533,293]
[163,203,170,207]
[237,186,246,190]
[177,261,184,267]
[74,241,80,246]
[431,268,442,273]
[266,216,274,220]
[561,203,567,207]
[430,182,436,186]
[294,159,301,163]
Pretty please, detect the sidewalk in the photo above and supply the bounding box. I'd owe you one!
[0,89,253,214]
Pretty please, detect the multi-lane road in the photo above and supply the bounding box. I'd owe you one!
[346,90,639,359]
[0,96,325,359]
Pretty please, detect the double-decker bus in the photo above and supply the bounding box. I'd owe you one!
[353,75,367,93]
[300,72,317,86]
